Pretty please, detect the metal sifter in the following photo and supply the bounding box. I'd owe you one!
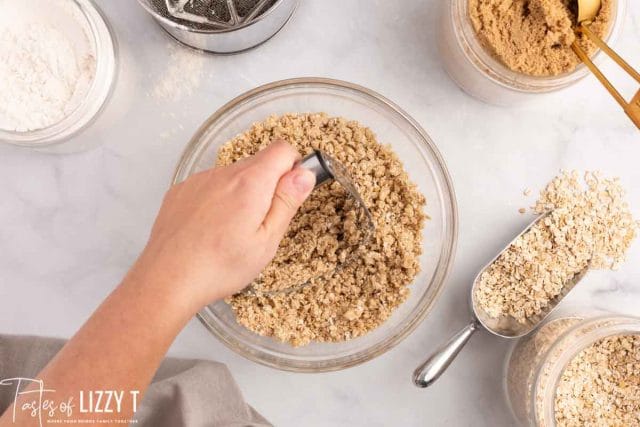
[138,0,299,53]
[412,212,591,388]
[164,0,275,27]
[244,150,375,296]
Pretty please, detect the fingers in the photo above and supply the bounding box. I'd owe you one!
[244,139,301,187]
[261,167,316,239]
[225,140,303,222]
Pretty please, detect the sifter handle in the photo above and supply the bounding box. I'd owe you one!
[412,321,479,388]
[297,150,334,187]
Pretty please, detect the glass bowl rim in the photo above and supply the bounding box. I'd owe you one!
[172,77,459,372]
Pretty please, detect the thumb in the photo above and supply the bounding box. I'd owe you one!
[262,167,316,239]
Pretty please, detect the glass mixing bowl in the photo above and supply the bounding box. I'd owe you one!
[172,78,458,372]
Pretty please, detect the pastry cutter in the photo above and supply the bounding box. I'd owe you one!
[244,149,375,296]
[412,212,591,387]
[572,0,640,128]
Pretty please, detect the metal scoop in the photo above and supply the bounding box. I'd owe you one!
[244,150,375,296]
[572,0,640,128]
[412,212,591,388]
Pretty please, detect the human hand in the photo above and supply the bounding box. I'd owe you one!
[127,140,316,312]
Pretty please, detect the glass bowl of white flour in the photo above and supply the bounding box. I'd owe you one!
[0,0,116,149]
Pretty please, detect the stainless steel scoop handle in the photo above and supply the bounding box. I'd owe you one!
[297,151,334,187]
[412,321,479,388]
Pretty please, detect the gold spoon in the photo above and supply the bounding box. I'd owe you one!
[572,0,640,129]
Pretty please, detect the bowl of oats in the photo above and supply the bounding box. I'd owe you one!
[505,314,640,426]
[173,78,457,371]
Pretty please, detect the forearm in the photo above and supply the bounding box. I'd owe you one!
[0,266,197,425]
[0,141,312,426]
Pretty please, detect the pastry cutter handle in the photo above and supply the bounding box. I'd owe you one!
[413,320,479,388]
[297,150,334,187]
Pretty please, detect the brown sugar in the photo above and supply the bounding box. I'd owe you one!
[468,0,613,76]
[216,113,427,346]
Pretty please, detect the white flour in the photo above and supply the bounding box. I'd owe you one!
[0,0,96,132]
[152,42,204,101]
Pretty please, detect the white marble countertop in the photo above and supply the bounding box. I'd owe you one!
[1,0,639,425]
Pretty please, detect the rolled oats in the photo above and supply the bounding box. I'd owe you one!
[555,334,640,426]
[475,171,637,324]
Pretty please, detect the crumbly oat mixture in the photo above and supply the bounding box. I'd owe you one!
[555,334,640,426]
[216,113,427,346]
[469,0,612,76]
[475,171,637,323]
[250,186,365,294]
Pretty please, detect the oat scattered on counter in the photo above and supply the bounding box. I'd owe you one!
[555,334,640,426]
[475,171,637,323]
[217,113,427,346]
[518,207,527,214]
[469,0,612,76]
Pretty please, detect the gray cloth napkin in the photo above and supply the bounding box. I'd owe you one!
[0,334,271,427]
